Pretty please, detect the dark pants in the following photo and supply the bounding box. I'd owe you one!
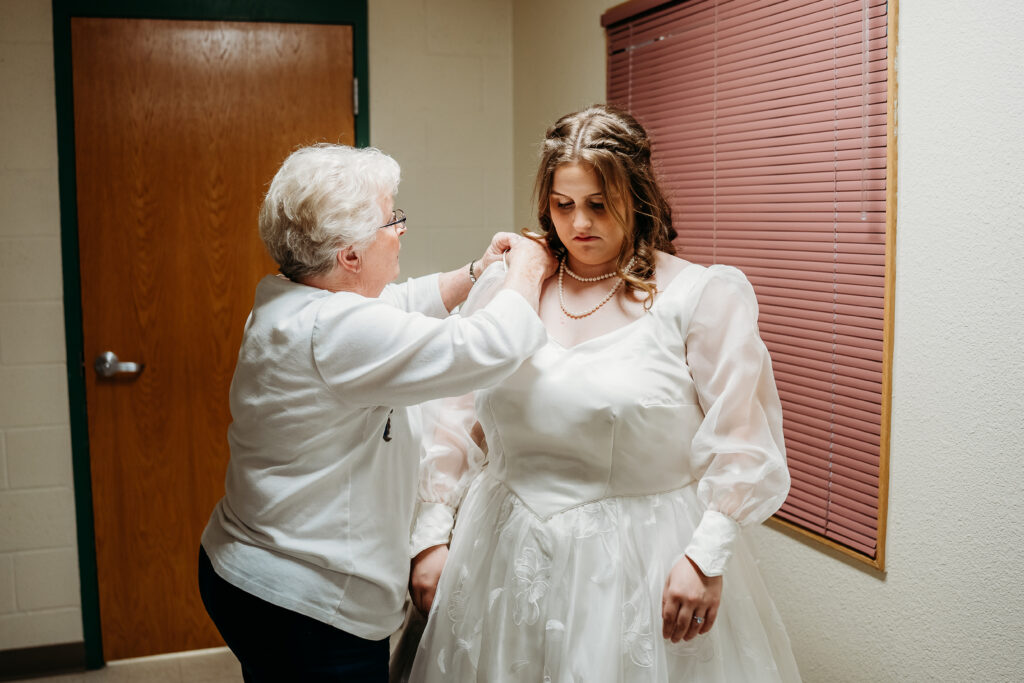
[198,546,389,682]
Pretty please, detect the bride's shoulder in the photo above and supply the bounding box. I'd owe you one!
[656,252,752,294]
[651,252,704,299]
[653,251,692,286]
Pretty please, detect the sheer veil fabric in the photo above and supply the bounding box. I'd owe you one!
[397,262,801,682]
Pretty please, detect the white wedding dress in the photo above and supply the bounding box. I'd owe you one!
[406,262,801,682]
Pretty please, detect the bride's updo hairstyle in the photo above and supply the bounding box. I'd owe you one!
[532,104,676,308]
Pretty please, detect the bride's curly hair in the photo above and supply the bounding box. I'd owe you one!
[531,105,676,308]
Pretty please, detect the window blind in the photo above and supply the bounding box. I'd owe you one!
[603,0,891,563]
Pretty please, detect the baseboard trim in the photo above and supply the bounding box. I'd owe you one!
[0,642,87,681]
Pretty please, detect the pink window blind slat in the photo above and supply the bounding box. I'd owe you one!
[826,527,877,555]
[770,360,884,393]
[785,453,829,477]
[674,215,885,231]
[716,8,887,54]
[677,177,885,195]
[717,0,886,38]
[757,279,886,299]
[692,227,884,242]
[830,472,881,503]
[774,400,882,443]
[770,360,882,397]
[775,363,885,396]
[775,386,882,430]
[830,453,880,481]
[756,307,882,331]
[775,507,826,533]
[785,487,830,513]
[781,479,829,504]
[781,410,879,452]
[775,377,884,413]
[770,331,880,362]
[772,347,882,377]
[765,327,884,356]
[765,299,884,323]
[787,490,829,517]
[714,9,885,61]
[829,500,880,530]
[829,504,881,532]
[784,422,881,459]
[829,491,879,519]
[686,244,885,266]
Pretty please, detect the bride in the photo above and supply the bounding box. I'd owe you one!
[404,105,801,682]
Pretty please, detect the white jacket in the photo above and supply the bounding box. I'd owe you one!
[202,273,545,640]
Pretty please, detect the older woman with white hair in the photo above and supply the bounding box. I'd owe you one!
[198,143,554,681]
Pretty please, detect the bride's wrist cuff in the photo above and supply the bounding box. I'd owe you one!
[410,502,456,558]
[682,510,740,577]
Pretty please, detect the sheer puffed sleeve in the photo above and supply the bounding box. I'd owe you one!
[410,264,508,557]
[682,265,790,576]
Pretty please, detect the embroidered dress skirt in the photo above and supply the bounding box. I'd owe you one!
[408,473,800,683]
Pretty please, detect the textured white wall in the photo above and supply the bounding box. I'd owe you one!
[511,0,1024,680]
[369,0,516,278]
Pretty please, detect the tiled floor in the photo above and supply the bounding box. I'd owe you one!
[23,648,243,683]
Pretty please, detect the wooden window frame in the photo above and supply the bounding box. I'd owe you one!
[601,0,897,571]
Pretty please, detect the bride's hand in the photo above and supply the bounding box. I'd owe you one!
[410,544,449,615]
[661,556,722,643]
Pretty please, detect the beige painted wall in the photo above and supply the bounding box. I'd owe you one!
[512,0,609,229]
[370,0,516,278]
[512,1,1024,681]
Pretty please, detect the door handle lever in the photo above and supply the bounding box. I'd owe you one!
[94,351,145,378]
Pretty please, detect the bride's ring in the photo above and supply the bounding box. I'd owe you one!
[692,616,705,624]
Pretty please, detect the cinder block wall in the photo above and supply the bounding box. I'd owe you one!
[0,0,83,650]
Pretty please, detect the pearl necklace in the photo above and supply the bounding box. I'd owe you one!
[563,262,619,282]
[557,257,635,320]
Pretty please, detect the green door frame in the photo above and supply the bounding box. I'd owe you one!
[51,0,369,668]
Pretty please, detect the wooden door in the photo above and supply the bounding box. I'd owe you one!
[71,18,354,660]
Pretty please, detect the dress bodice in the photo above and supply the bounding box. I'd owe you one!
[478,268,706,519]
[412,259,790,578]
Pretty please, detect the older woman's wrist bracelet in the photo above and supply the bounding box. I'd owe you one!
[468,259,478,284]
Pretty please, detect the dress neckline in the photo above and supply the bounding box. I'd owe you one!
[545,262,698,352]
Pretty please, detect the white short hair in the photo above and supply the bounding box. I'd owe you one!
[258,144,401,279]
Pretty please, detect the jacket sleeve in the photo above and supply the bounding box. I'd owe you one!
[311,274,544,408]
[379,272,449,318]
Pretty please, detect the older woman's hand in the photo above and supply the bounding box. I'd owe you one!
[506,234,558,279]
[497,236,557,311]
[478,232,520,272]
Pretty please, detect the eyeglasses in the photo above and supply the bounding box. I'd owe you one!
[378,209,407,231]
